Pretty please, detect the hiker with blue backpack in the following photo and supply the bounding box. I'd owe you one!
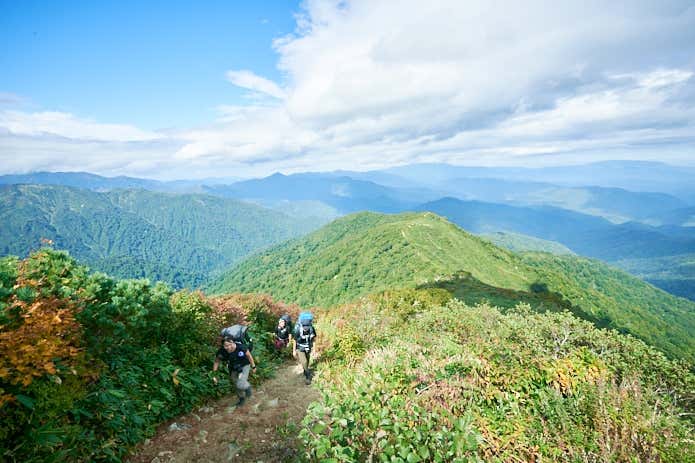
[292,312,317,385]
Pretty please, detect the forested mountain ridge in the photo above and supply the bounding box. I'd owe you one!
[0,171,241,193]
[0,184,317,288]
[481,231,574,255]
[211,211,695,361]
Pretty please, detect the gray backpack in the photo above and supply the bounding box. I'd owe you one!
[220,324,253,351]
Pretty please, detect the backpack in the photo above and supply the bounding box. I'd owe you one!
[220,324,253,351]
[298,311,313,325]
[294,312,315,351]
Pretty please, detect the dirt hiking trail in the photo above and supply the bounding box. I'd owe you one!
[128,362,320,463]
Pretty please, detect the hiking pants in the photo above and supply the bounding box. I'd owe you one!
[230,365,251,398]
[298,350,311,376]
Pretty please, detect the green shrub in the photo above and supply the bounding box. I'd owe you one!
[301,298,695,462]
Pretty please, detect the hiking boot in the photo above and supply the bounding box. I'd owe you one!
[245,387,252,398]
[235,397,246,407]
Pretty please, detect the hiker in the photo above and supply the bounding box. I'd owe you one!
[292,311,316,385]
[212,337,257,406]
[274,314,292,350]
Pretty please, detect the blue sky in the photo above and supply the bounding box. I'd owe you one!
[1,0,694,179]
[1,0,298,129]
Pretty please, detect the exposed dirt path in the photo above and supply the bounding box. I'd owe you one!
[128,362,320,463]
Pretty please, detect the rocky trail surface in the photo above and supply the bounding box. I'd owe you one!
[128,363,320,463]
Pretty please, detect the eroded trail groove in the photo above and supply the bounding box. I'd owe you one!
[128,363,320,463]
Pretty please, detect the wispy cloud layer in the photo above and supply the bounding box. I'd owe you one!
[0,111,161,142]
[225,70,287,100]
[2,0,694,178]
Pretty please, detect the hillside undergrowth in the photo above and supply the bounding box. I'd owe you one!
[0,249,296,462]
[302,292,694,462]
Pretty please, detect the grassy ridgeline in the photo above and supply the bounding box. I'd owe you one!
[211,212,540,305]
[212,211,695,362]
[303,292,694,462]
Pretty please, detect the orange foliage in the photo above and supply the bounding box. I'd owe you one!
[0,296,84,393]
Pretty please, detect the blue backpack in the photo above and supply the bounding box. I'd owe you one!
[295,312,315,350]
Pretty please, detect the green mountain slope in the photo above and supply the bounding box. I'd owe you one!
[212,211,695,361]
[105,189,315,265]
[210,212,536,305]
[518,253,695,361]
[481,231,574,255]
[0,184,316,287]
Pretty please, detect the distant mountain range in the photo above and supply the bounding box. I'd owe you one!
[430,178,686,224]
[2,161,694,299]
[416,197,695,261]
[0,184,315,288]
[380,161,695,202]
[7,161,692,222]
[646,206,695,227]
[0,171,241,194]
[210,211,695,361]
[202,172,440,214]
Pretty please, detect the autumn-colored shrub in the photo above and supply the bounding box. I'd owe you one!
[0,250,298,462]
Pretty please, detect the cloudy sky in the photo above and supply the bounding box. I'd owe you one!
[1,0,694,179]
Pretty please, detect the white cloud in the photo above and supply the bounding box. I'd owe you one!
[0,110,161,142]
[497,70,695,138]
[0,110,180,178]
[225,70,286,100]
[2,0,695,178]
[175,104,319,164]
[198,0,695,172]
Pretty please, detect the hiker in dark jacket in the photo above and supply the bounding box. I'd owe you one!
[274,315,292,350]
[292,312,316,385]
[212,337,257,406]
